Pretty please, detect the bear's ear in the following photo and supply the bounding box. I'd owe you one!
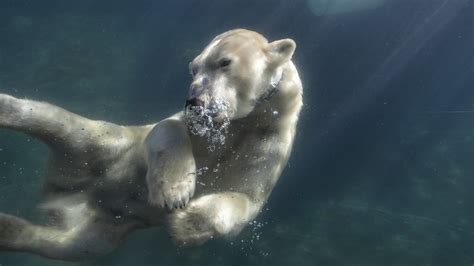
[266,39,296,66]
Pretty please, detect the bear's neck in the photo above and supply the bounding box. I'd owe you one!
[246,62,303,135]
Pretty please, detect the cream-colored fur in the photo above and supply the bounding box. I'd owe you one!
[0,29,303,260]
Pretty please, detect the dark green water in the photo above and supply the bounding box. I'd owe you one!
[0,0,473,265]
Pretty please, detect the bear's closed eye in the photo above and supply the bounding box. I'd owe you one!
[219,58,232,68]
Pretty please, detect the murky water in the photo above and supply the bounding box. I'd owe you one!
[0,0,473,265]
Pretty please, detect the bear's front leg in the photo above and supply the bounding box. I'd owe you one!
[167,192,259,245]
[145,115,196,210]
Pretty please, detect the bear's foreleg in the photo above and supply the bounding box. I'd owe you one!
[145,116,196,210]
[167,192,260,245]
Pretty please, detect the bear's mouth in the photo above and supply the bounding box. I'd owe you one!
[184,98,205,109]
[184,98,230,152]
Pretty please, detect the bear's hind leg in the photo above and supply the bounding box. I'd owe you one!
[0,204,135,261]
[0,93,125,153]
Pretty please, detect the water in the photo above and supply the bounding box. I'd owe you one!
[0,0,473,265]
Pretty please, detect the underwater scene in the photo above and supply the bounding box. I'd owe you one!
[0,0,473,265]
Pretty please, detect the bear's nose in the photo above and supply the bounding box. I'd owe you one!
[185,98,204,108]
[188,75,209,99]
[188,83,203,99]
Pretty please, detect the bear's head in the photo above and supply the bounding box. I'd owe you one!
[184,29,296,124]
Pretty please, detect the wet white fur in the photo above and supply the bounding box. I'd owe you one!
[0,29,303,260]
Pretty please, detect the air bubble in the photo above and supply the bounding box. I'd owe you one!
[185,97,231,152]
[195,166,209,176]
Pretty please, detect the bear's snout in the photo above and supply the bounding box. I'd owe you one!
[188,75,209,99]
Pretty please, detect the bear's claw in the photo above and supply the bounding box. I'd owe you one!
[150,172,196,211]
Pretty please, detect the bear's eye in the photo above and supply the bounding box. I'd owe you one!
[219,58,232,68]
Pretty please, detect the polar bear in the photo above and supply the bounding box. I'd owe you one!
[0,29,303,260]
